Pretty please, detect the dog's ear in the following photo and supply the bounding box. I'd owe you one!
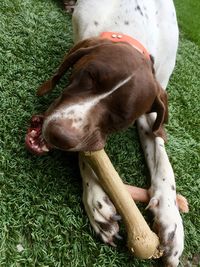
[37,38,111,96]
[151,82,168,140]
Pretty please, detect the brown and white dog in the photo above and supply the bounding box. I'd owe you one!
[26,1,184,266]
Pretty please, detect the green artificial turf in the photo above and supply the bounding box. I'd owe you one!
[0,1,200,266]
[174,0,200,47]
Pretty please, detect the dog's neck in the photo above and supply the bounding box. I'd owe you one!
[100,32,150,60]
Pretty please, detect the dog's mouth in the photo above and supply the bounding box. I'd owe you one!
[25,115,51,155]
[25,115,106,154]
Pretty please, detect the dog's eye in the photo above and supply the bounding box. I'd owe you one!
[80,74,93,90]
[72,69,94,92]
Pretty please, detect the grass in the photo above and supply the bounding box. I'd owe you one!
[0,0,199,266]
[174,0,200,47]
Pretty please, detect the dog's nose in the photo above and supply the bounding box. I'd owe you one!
[44,123,79,150]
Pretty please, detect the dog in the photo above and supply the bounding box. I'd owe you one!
[25,1,184,266]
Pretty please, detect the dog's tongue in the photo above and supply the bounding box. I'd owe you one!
[25,115,51,155]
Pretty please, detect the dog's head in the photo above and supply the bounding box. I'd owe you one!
[25,38,168,154]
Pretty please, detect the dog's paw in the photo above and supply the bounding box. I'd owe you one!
[80,158,122,246]
[83,182,121,246]
[147,190,184,267]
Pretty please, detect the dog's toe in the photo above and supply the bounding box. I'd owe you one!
[80,158,121,245]
[63,0,76,13]
[148,190,184,267]
[83,183,121,245]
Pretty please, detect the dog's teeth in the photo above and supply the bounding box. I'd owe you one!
[32,143,39,149]
[42,145,49,152]
[29,137,34,144]
[30,130,37,137]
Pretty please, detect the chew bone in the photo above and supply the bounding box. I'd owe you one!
[80,149,163,259]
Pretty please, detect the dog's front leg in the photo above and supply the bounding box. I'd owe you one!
[79,155,121,246]
[137,114,184,267]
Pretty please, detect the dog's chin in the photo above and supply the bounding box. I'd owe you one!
[65,141,105,152]
[25,115,51,155]
[67,133,106,152]
[48,135,105,152]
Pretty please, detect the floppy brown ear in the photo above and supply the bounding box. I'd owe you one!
[37,38,111,96]
[151,82,168,140]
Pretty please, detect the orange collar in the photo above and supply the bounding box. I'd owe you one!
[100,32,150,60]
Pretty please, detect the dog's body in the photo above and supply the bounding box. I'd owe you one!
[72,0,178,90]
[26,1,184,266]
[72,1,183,266]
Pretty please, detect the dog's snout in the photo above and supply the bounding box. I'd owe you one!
[44,123,79,150]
